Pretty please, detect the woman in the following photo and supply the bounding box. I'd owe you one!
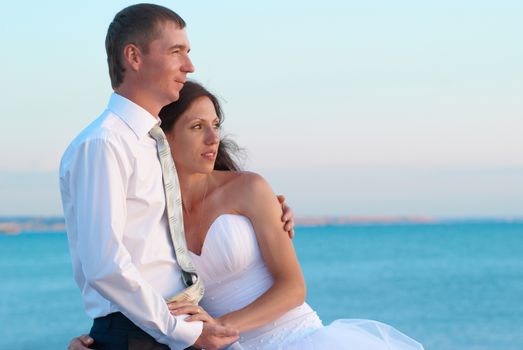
[71,81,424,350]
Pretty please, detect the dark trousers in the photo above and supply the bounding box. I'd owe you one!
[90,312,198,350]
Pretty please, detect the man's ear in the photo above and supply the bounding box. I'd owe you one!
[122,43,142,72]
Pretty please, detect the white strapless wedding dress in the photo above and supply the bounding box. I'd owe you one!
[190,214,424,350]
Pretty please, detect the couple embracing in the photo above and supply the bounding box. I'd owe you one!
[61,4,424,350]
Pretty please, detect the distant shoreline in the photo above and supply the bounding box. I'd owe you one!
[0,217,66,235]
[1,215,522,235]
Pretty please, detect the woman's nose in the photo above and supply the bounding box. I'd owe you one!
[205,126,219,144]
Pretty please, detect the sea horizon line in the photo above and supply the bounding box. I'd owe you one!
[1,215,522,234]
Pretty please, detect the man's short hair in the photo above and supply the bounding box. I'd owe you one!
[105,3,186,89]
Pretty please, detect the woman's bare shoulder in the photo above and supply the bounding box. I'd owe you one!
[226,171,270,193]
[211,170,263,185]
[211,171,273,208]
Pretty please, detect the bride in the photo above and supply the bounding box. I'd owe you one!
[70,81,424,350]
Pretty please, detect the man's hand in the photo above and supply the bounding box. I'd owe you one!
[68,334,94,350]
[168,301,216,324]
[169,301,238,349]
[193,323,239,350]
[277,195,295,238]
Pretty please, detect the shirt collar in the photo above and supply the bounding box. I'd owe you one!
[107,92,160,139]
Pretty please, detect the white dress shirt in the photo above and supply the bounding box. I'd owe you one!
[59,93,202,349]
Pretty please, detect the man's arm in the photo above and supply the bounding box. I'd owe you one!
[62,137,201,349]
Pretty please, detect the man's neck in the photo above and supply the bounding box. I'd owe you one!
[115,86,162,117]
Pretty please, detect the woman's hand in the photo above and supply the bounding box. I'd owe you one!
[167,301,217,324]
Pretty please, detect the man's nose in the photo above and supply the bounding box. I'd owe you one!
[182,55,195,73]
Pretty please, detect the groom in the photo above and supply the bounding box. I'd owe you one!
[61,4,294,350]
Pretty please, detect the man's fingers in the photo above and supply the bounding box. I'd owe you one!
[282,205,292,221]
[167,301,196,311]
[167,301,193,309]
[186,313,213,323]
[283,216,294,229]
[283,209,295,239]
[169,305,201,315]
[68,335,94,350]
[277,194,295,235]
[79,335,94,345]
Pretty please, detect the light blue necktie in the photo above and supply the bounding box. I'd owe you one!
[150,124,204,304]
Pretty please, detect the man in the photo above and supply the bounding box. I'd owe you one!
[60,4,294,350]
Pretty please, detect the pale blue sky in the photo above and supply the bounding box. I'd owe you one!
[1,1,522,217]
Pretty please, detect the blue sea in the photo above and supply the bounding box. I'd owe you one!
[1,223,522,350]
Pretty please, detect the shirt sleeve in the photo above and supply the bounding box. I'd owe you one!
[65,136,202,349]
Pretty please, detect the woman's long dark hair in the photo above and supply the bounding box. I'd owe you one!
[159,81,242,171]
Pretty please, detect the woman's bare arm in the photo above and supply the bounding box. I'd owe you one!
[214,173,306,333]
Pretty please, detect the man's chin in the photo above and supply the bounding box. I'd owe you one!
[163,93,180,106]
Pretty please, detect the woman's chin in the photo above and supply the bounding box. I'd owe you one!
[196,164,215,175]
